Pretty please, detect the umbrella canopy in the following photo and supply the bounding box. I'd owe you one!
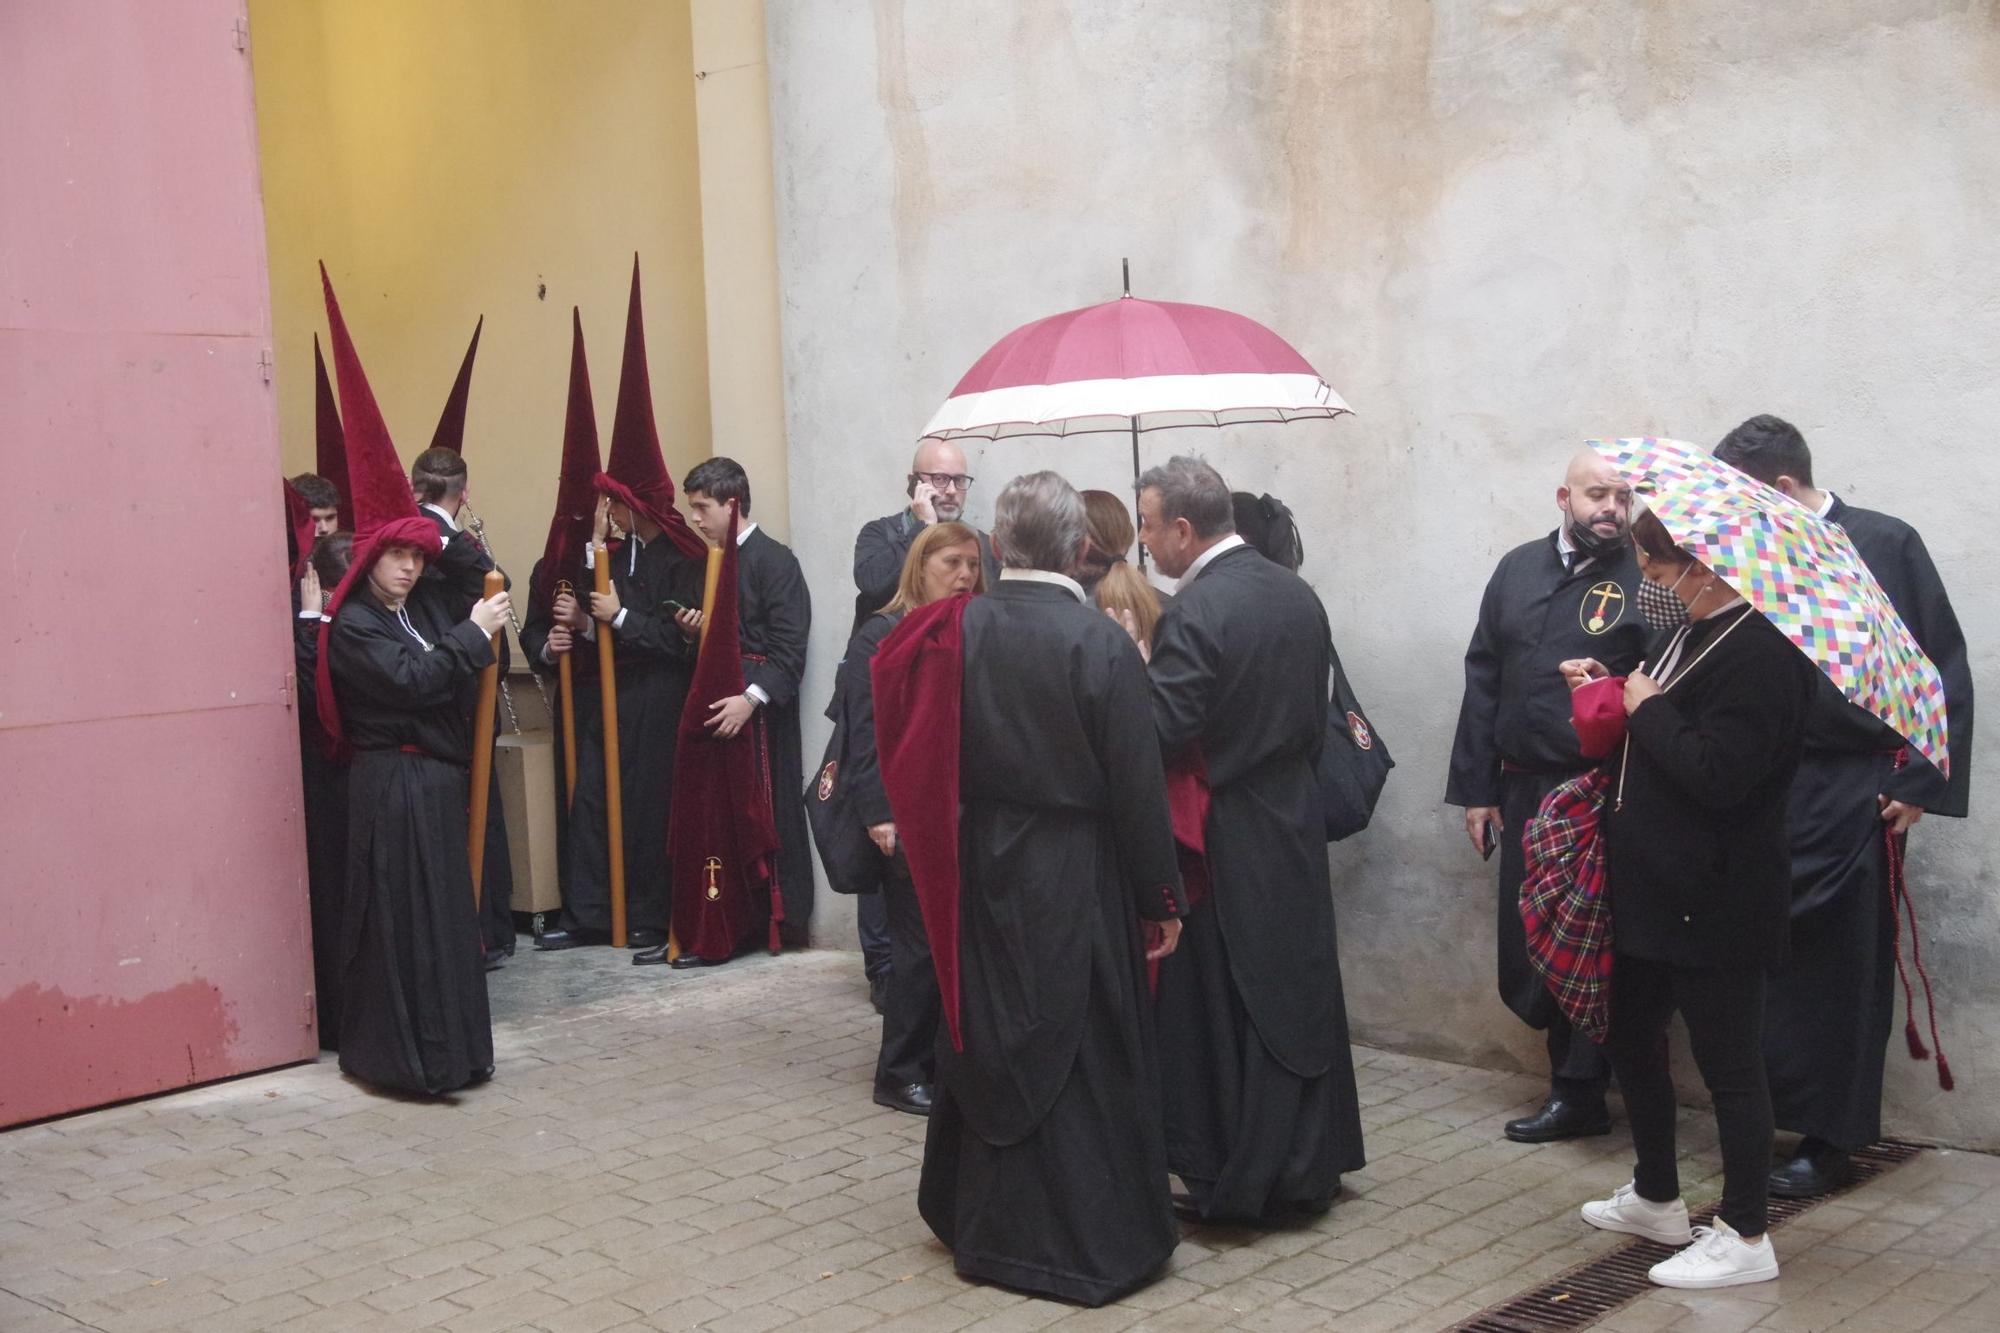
[1591,436,1948,775]
[923,292,1349,440]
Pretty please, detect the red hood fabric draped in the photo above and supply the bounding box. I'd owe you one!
[283,480,315,581]
[536,308,603,615]
[870,593,971,1049]
[312,262,445,758]
[312,334,355,530]
[669,512,779,959]
[598,255,707,561]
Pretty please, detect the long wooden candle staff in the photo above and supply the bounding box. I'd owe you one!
[467,569,506,907]
[554,579,579,805]
[595,543,627,947]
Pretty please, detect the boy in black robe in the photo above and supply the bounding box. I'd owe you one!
[412,445,517,966]
[653,457,813,964]
[1447,449,1650,1140]
[1138,455,1366,1224]
[875,470,1186,1306]
[295,529,352,1049]
[1715,416,1974,1195]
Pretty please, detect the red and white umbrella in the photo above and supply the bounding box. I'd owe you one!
[923,265,1349,450]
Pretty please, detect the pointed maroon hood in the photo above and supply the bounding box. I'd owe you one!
[597,255,707,559]
[313,335,354,529]
[537,308,604,612]
[428,316,483,455]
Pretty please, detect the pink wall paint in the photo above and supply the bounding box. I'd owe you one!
[0,0,317,1126]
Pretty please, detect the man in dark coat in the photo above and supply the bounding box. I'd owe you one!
[654,457,813,963]
[849,440,1001,1001]
[1138,454,1365,1224]
[876,470,1187,1306]
[411,446,518,967]
[1447,449,1651,1141]
[1714,415,1975,1196]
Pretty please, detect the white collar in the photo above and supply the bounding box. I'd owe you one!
[422,502,460,533]
[999,568,1085,602]
[1814,491,1837,518]
[1179,533,1247,589]
[735,521,760,547]
[1556,524,1577,560]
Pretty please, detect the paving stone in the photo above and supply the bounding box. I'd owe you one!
[3,950,1988,1333]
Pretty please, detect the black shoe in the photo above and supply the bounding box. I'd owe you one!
[1770,1140,1849,1198]
[1504,1095,1612,1143]
[533,928,603,951]
[669,951,728,970]
[631,944,673,966]
[1170,1191,1206,1223]
[873,1081,933,1116]
[483,947,507,972]
[868,973,889,1015]
[626,929,667,950]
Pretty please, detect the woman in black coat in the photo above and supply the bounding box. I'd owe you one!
[1560,509,1817,1291]
[826,521,985,1115]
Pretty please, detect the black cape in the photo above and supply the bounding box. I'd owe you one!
[735,527,814,944]
[294,610,348,1049]
[1447,533,1649,1027]
[1148,544,1365,1219]
[327,574,495,1095]
[1766,497,1974,1149]
[918,579,1186,1307]
[556,534,700,935]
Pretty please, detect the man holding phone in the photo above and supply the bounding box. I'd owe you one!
[1447,449,1650,1143]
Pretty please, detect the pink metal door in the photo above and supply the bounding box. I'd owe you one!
[0,0,317,1126]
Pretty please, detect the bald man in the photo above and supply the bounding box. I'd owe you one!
[1447,450,1651,1142]
[850,439,1001,637]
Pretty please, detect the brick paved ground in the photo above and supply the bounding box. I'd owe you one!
[2,949,1994,1332]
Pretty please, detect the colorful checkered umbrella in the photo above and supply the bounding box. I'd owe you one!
[1589,437,1948,775]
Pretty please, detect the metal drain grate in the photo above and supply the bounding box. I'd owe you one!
[1452,1140,1924,1332]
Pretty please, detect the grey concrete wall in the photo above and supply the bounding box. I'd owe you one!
[765,1,1999,1148]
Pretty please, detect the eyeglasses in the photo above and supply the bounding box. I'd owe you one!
[913,472,975,492]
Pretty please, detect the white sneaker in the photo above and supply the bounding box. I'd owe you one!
[1647,1219,1780,1289]
[1580,1182,1693,1245]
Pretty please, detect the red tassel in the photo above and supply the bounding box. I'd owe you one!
[1937,1053,1955,1092]
[769,917,782,955]
[1905,1018,1930,1061]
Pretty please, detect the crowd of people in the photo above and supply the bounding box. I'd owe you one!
[284,389,1970,1304]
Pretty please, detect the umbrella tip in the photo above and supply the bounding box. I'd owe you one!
[1121,257,1131,298]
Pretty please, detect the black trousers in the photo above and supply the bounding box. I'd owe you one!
[1605,953,1771,1237]
[858,890,892,980]
[875,857,940,1089]
[1499,770,1612,1099]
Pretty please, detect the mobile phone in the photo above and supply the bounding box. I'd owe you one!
[1480,823,1497,861]
[662,599,692,614]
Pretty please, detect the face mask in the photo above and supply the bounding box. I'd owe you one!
[1638,564,1692,631]
[1567,515,1628,564]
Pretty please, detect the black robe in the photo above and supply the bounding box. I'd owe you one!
[294,610,348,1050]
[1147,544,1365,1220]
[1447,534,1650,1033]
[1766,497,1975,1149]
[735,527,814,943]
[520,555,601,904]
[556,535,701,936]
[419,508,516,953]
[327,576,495,1095]
[850,508,1001,637]
[918,579,1186,1307]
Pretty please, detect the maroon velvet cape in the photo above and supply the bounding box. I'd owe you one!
[870,593,971,1049]
[668,510,779,959]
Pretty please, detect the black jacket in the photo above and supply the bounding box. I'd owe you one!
[851,508,1000,636]
[1604,606,1817,968]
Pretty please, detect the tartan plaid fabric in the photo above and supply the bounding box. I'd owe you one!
[1520,768,1615,1042]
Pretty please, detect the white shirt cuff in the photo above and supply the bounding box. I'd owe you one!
[298,608,320,620]
[745,684,769,707]
[612,608,628,630]
[583,545,596,569]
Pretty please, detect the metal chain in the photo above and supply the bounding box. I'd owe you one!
[465,511,551,734]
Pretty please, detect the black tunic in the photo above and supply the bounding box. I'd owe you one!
[294,611,348,1049]
[1147,544,1365,1220]
[1766,498,1975,1148]
[850,508,1001,637]
[327,577,495,1095]
[918,579,1185,1307]
[1447,534,1650,1028]
[521,555,601,900]
[736,527,814,942]
[1604,607,1818,968]
[557,535,701,935]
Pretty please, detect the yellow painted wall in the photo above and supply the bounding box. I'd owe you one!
[250,0,715,578]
